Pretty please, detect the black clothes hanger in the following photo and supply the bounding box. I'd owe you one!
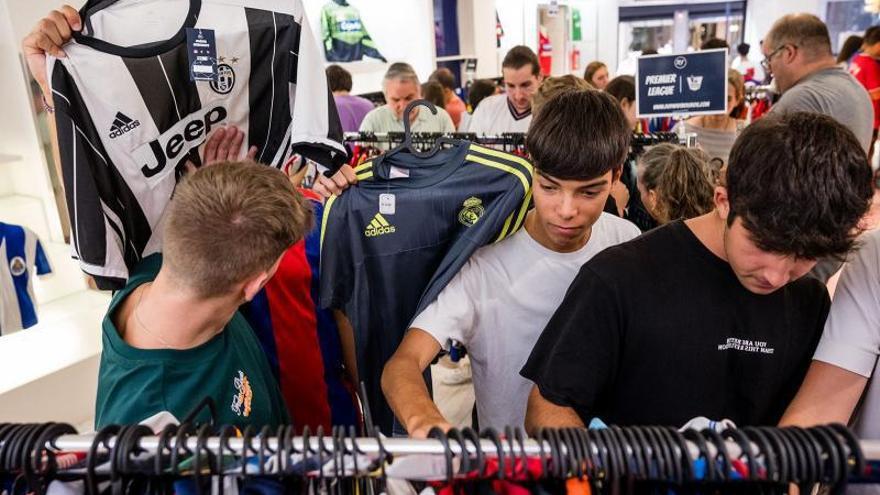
[192,424,215,495]
[620,427,647,481]
[239,425,257,479]
[759,426,790,483]
[788,427,821,485]
[258,425,274,476]
[811,426,842,486]
[682,428,713,483]
[180,397,218,427]
[153,424,178,486]
[667,427,694,483]
[170,423,195,478]
[384,100,458,160]
[559,428,584,479]
[776,427,805,484]
[480,428,505,480]
[640,427,669,482]
[722,428,757,481]
[428,427,454,484]
[215,425,237,495]
[701,428,731,482]
[816,425,853,495]
[447,428,471,475]
[741,427,775,483]
[462,428,485,477]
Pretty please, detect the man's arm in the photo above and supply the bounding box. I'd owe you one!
[779,360,868,427]
[333,310,360,386]
[525,386,585,436]
[381,328,451,438]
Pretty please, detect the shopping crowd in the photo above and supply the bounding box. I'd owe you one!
[19,7,880,452]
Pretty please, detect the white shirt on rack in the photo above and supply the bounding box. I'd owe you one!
[466,94,532,136]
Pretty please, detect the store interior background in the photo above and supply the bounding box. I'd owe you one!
[0,0,876,429]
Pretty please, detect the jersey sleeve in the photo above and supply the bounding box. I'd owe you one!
[318,195,354,310]
[48,58,130,289]
[410,258,480,348]
[519,264,622,422]
[34,239,52,276]
[439,109,456,133]
[288,7,347,174]
[813,232,880,378]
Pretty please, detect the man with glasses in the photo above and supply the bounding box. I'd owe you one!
[762,14,872,154]
[762,14,874,284]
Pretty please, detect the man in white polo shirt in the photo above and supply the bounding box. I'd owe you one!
[467,46,543,135]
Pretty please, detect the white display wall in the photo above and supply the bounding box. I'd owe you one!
[303,0,437,94]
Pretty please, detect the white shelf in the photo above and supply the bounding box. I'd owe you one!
[0,194,50,241]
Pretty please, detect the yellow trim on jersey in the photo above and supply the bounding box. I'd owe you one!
[374,213,390,227]
[494,212,515,243]
[320,194,338,249]
[465,154,530,194]
[356,171,374,181]
[354,161,373,173]
[469,144,534,174]
[511,188,533,233]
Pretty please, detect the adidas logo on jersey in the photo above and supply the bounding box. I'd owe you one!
[108,112,140,139]
[364,213,396,237]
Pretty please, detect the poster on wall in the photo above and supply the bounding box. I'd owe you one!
[636,49,728,118]
[320,0,387,63]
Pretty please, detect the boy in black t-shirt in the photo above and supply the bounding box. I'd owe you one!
[521,112,875,430]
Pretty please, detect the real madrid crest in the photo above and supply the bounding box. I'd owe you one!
[9,256,26,277]
[210,56,238,95]
[458,197,485,227]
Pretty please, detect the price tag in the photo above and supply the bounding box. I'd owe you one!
[186,28,218,82]
[379,194,396,215]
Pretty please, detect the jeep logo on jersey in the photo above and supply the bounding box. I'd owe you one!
[210,64,235,94]
[133,106,228,180]
[108,112,140,139]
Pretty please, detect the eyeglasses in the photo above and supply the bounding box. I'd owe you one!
[760,44,793,71]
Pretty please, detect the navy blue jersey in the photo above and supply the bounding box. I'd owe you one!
[319,141,532,433]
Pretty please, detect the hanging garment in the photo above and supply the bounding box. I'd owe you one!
[320,1,386,62]
[241,189,359,433]
[319,141,533,434]
[47,0,346,289]
[538,29,552,76]
[0,222,52,334]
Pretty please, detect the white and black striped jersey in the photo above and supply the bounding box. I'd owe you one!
[47,0,346,289]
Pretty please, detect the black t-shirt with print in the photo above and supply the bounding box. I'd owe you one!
[521,220,830,427]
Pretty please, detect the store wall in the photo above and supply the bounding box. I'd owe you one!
[303,0,436,94]
[743,0,823,55]
[0,0,70,242]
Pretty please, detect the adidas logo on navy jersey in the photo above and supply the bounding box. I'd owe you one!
[108,112,140,139]
[364,213,395,237]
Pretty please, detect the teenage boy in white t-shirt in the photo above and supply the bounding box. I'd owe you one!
[381,90,640,437]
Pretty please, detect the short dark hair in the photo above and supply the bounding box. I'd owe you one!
[726,112,873,259]
[865,25,880,45]
[765,13,832,58]
[421,81,446,108]
[838,35,864,63]
[325,64,352,93]
[502,45,541,76]
[468,79,497,109]
[429,68,456,91]
[526,90,631,181]
[736,43,750,56]
[605,75,635,103]
[701,38,729,50]
[641,48,658,55]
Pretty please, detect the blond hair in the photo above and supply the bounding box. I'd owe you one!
[532,75,591,117]
[163,161,313,297]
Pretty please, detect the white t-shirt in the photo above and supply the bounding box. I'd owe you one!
[411,213,640,430]
[466,94,532,135]
[813,229,880,440]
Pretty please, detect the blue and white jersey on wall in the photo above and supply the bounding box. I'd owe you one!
[0,223,52,334]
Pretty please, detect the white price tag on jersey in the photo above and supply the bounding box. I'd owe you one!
[379,194,396,215]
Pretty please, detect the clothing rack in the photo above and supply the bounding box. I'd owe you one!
[344,131,681,148]
[1,422,878,492]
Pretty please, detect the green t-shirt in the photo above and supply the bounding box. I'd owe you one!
[95,254,289,429]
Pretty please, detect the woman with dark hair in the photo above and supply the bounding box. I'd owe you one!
[583,61,610,89]
[604,75,638,130]
[672,69,746,165]
[458,79,500,132]
[838,35,864,68]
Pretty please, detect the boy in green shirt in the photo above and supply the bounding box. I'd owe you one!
[95,160,313,429]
